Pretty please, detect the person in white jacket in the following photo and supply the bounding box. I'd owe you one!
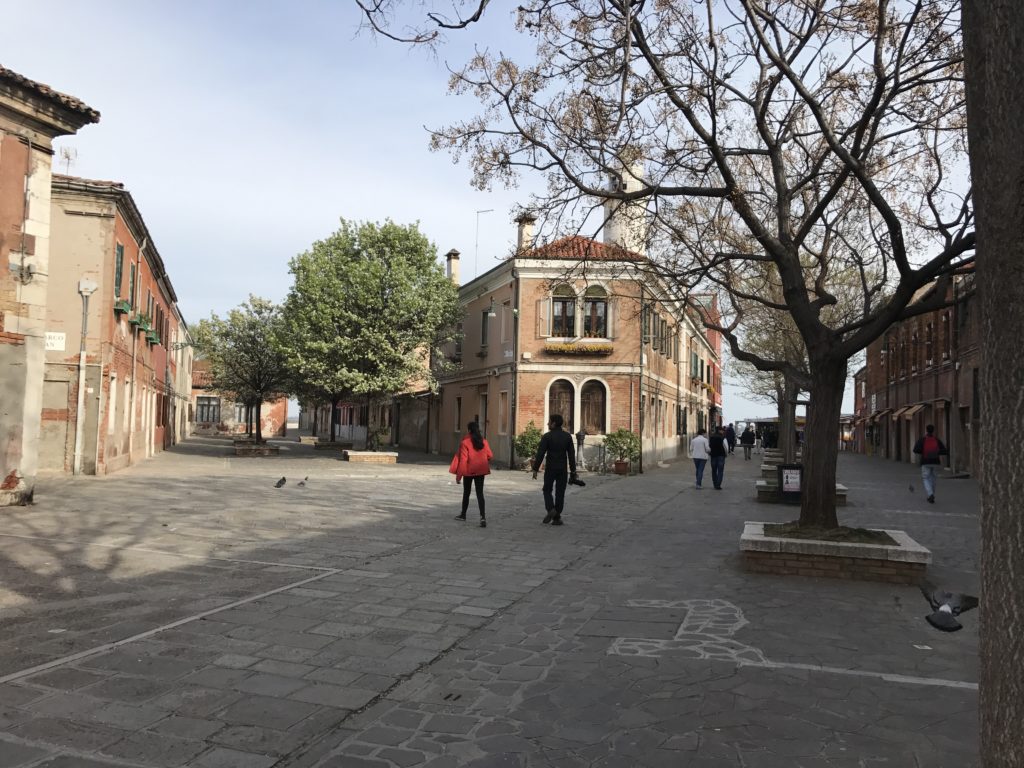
[689,428,711,489]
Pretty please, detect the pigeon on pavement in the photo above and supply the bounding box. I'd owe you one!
[920,582,979,632]
[274,477,286,488]
[297,476,308,487]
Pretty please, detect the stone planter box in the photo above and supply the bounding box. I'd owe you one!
[343,450,398,464]
[314,441,354,451]
[754,479,847,505]
[740,521,930,584]
[298,435,318,445]
[234,444,280,457]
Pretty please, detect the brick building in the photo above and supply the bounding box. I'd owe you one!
[853,271,979,474]
[42,175,192,475]
[0,67,98,503]
[190,360,288,439]
[401,192,723,469]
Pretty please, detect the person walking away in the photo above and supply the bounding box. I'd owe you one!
[451,422,493,526]
[725,423,737,454]
[689,428,711,489]
[709,426,728,490]
[740,425,756,460]
[532,414,577,525]
[912,424,948,503]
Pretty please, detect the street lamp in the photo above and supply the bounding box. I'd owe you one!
[73,278,98,475]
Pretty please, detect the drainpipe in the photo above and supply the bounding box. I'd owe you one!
[509,269,520,469]
[638,291,645,475]
[127,238,147,464]
[73,279,98,474]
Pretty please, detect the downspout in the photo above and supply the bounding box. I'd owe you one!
[73,279,98,474]
[638,290,645,475]
[509,269,520,469]
[127,238,147,464]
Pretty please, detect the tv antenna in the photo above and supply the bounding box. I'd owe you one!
[59,146,78,175]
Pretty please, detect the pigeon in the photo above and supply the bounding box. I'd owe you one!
[274,477,286,488]
[920,582,979,632]
[297,476,308,487]
[909,483,915,492]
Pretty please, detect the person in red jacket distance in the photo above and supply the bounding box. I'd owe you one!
[452,421,493,527]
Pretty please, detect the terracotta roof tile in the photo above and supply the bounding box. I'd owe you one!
[0,65,100,121]
[522,236,643,262]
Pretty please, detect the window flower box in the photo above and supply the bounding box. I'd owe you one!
[146,330,160,345]
[128,314,143,326]
[114,299,132,314]
[544,342,614,356]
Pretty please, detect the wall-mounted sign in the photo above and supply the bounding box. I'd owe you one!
[781,468,801,493]
[44,332,66,351]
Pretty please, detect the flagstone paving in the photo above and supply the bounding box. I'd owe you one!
[0,437,980,766]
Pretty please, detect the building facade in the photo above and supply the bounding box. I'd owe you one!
[43,175,191,475]
[414,209,723,469]
[190,360,287,439]
[0,68,98,503]
[853,272,979,474]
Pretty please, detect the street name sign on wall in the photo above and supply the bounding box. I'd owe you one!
[45,332,66,351]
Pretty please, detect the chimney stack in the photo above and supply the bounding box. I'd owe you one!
[515,212,537,253]
[603,157,649,255]
[445,249,461,285]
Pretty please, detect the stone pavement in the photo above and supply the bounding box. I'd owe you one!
[0,436,980,767]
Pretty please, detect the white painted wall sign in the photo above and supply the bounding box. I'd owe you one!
[44,332,66,351]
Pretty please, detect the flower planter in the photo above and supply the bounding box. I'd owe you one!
[544,342,614,356]
[613,460,630,475]
[113,299,132,314]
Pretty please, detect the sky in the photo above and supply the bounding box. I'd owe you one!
[5,0,852,419]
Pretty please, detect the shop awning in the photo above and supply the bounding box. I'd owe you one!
[891,406,910,419]
[902,403,926,419]
[868,409,891,423]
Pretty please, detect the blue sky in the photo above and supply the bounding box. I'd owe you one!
[5,1,849,418]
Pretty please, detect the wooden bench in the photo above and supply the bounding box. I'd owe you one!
[343,450,398,464]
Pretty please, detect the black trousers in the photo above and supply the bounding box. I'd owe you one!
[542,470,568,515]
[461,475,485,516]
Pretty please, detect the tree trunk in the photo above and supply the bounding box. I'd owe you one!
[330,398,339,442]
[964,4,1024,763]
[798,360,846,529]
[254,400,263,443]
[310,404,318,437]
[779,376,799,464]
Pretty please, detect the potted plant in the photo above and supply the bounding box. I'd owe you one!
[513,421,543,470]
[603,428,641,474]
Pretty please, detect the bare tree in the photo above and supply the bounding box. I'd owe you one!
[407,0,973,528]
[963,1,1024,763]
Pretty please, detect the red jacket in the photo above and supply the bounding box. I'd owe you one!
[454,435,493,481]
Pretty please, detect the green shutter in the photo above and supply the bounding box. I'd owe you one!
[128,264,136,308]
[114,244,124,298]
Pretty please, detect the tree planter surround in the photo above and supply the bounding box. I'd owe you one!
[740,522,931,584]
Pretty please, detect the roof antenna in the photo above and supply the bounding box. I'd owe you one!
[59,146,78,175]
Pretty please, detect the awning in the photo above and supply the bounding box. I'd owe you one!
[891,406,910,419]
[868,409,891,423]
[902,403,927,419]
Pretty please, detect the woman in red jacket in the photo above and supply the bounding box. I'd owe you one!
[453,421,493,527]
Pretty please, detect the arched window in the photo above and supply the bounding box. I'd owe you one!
[551,285,576,337]
[583,286,608,338]
[549,379,575,433]
[581,381,607,434]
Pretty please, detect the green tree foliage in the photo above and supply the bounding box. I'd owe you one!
[513,420,543,468]
[193,297,290,443]
[280,219,462,441]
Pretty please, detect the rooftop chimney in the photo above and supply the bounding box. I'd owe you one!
[603,157,649,255]
[445,249,461,285]
[515,212,537,253]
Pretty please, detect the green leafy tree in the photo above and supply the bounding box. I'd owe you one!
[280,218,462,443]
[193,297,290,443]
[513,420,543,468]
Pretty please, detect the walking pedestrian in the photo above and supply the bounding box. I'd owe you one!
[912,424,948,504]
[689,428,710,489]
[450,421,493,527]
[740,425,756,460]
[709,426,728,490]
[532,414,577,525]
[725,423,737,454]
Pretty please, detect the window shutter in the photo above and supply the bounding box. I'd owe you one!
[536,298,550,338]
[114,245,124,298]
[607,299,616,339]
[128,264,136,308]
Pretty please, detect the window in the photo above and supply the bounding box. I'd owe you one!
[581,381,606,434]
[114,244,124,298]
[454,322,463,359]
[481,311,490,347]
[455,396,462,432]
[501,302,512,343]
[235,403,246,422]
[942,312,951,358]
[925,323,934,366]
[196,396,220,423]
[690,350,699,378]
[551,285,576,337]
[549,379,575,433]
[499,391,509,434]
[128,263,136,307]
[911,332,919,372]
[582,287,607,338]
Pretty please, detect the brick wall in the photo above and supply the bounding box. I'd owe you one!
[743,550,926,585]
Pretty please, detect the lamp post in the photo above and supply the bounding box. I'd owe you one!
[73,278,98,475]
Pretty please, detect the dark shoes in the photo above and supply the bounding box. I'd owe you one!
[927,495,935,504]
[480,518,487,527]
[455,514,466,521]
[550,517,564,526]
[542,510,554,524]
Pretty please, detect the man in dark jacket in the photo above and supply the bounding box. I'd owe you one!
[912,424,948,503]
[708,426,728,490]
[724,423,737,454]
[533,414,577,525]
